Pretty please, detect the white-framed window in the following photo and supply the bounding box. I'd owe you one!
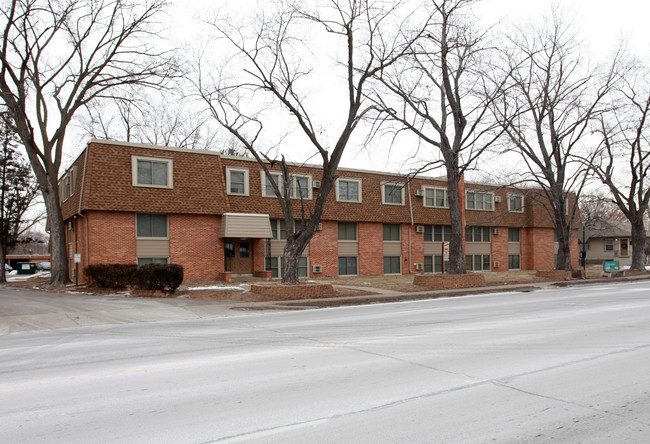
[423,187,448,208]
[508,194,524,213]
[382,183,404,205]
[604,238,614,251]
[290,175,311,199]
[136,213,168,238]
[466,190,493,210]
[383,256,401,274]
[383,224,400,241]
[262,171,283,197]
[59,167,77,203]
[338,256,358,275]
[261,172,312,199]
[226,167,249,196]
[336,178,362,202]
[132,156,173,188]
[508,227,520,243]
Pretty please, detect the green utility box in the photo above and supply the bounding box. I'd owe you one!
[17,262,37,275]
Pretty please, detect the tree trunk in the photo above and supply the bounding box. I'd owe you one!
[446,172,466,275]
[629,216,647,271]
[41,178,70,286]
[0,246,6,283]
[282,234,310,285]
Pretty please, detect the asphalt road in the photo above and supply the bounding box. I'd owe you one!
[1,281,650,443]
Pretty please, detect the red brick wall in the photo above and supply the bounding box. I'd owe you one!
[253,238,266,273]
[410,225,425,274]
[491,227,508,271]
[88,211,137,265]
[73,216,90,281]
[400,224,411,274]
[309,220,338,277]
[522,227,555,270]
[358,222,383,276]
[414,273,486,289]
[169,214,221,281]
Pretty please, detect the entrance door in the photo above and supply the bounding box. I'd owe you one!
[620,238,629,257]
[225,239,253,274]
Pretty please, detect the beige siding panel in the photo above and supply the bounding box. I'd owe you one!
[218,213,273,238]
[508,243,521,255]
[465,243,491,255]
[383,242,401,256]
[338,242,359,256]
[137,239,170,257]
[424,242,443,255]
[269,240,309,256]
[585,239,618,261]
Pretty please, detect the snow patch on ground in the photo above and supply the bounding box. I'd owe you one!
[6,271,50,281]
[184,285,244,291]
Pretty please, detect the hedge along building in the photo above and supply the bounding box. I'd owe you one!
[59,140,580,282]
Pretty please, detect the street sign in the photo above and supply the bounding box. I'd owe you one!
[443,242,450,261]
[603,261,619,272]
[74,253,81,263]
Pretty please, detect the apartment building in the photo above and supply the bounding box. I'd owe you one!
[59,140,579,282]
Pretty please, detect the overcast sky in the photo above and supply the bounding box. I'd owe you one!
[161,0,649,177]
[62,0,649,179]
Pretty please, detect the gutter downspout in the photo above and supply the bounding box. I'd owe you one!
[77,144,90,283]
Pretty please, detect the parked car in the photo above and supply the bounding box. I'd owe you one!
[4,264,12,272]
[37,262,51,271]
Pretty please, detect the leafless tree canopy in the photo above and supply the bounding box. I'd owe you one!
[589,64,650,269]
[197,0,430,284]
[492,8,622,270]
[0,0,176,285]
[80,90,225,151]
[369,0,507,274]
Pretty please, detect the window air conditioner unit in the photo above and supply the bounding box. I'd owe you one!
[415,225,425,233]
[312,265,322,273]
[415,263,424,271]
[493,261,500,268]
[493,228,500,235]
[316,223,323,231]
[313,180,321,188]
[414,189,424,197]
[494,196,501,203]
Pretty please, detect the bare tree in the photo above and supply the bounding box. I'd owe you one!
[80,89,226,151]
[0,0,175,286]
[197,0,430,284]
[492,9,621,271]
[579,193,626,231]
[590,66,650,270]
[0,110,39,282]
[371,0,507,274]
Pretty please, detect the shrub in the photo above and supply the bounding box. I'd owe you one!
[85,264,137,289]
[132,263,184,292]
